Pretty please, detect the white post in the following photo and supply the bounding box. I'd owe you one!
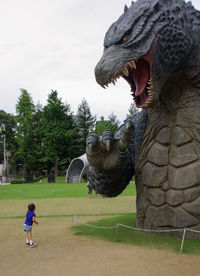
[180,227,187,253]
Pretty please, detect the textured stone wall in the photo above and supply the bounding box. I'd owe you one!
[135,86,200,236]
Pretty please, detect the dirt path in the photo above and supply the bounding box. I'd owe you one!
[0,197,200,276]
[0,216,200,276]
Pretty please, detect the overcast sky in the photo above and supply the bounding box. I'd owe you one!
[0,0,199,122]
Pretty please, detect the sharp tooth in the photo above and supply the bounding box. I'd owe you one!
[122,69,129,77]
[128,62,133,69]
[113,77,118,84]
[131,60,136,69]
[124,67,129,75]
[128,61,137,70]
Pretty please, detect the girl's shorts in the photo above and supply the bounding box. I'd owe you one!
[23,224,32,232]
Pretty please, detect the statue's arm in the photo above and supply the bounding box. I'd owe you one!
[86,110,147,197]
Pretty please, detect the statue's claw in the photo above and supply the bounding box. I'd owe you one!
[125,121,133,130]
[121,121,134,144]
[105,139,112,151]
[102,130,114,152]
[86,133,99,153]
[86,121,134,170]
[119,139,127,152]
[87,143,94,153]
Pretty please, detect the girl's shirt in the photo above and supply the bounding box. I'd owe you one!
[24,211,36,226]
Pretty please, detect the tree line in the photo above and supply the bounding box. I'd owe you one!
[0,89,139,178]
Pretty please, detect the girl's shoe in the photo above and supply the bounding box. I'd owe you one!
[26,242,30,246]
[30,242,37,248]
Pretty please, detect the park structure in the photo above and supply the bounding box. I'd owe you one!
[86,0,200,237]
[66,154,89,183]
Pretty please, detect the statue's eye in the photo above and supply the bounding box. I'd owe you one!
[122,36,127,42]
[117,35,128,45]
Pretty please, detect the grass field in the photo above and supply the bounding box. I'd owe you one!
[0,177,136,200]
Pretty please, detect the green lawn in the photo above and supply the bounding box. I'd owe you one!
[73,213,200,255]
[0,177,136,200]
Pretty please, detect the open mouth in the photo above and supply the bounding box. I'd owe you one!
[101,57,153,109]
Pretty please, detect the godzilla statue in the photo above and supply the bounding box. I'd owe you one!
[86,0,200,235]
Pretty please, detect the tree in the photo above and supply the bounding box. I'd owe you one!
[0,110,17,174]
[95,115,119,136]
[126,102,140,118]
[29,103,45,174]
[15,89,35,177]
[108,112,120,134]
[76,98,96,153]
[41,90,81,176]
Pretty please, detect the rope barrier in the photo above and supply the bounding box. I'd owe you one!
[187,228,200,233]
[74,214,117,229]
[116,223,183,233]
[74,214,187,234]
[73,202,200,254]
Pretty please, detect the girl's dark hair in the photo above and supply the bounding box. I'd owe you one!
[28,203,35,212]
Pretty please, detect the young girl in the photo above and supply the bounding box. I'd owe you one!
[23,203,38,248]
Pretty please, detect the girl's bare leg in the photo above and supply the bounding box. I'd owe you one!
[27,231,32,242]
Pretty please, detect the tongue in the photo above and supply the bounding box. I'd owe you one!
[131,60,149,96]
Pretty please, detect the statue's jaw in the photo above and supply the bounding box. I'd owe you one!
[97,47,155,109]
[121,58,153,109]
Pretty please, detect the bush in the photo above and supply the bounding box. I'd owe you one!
[11,179,25,184]
[11,176,45,184]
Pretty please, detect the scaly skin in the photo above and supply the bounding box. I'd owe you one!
[86,0,200,236]
[136,81,200,233]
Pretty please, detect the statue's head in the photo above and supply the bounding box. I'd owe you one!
[95,0,200,108]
